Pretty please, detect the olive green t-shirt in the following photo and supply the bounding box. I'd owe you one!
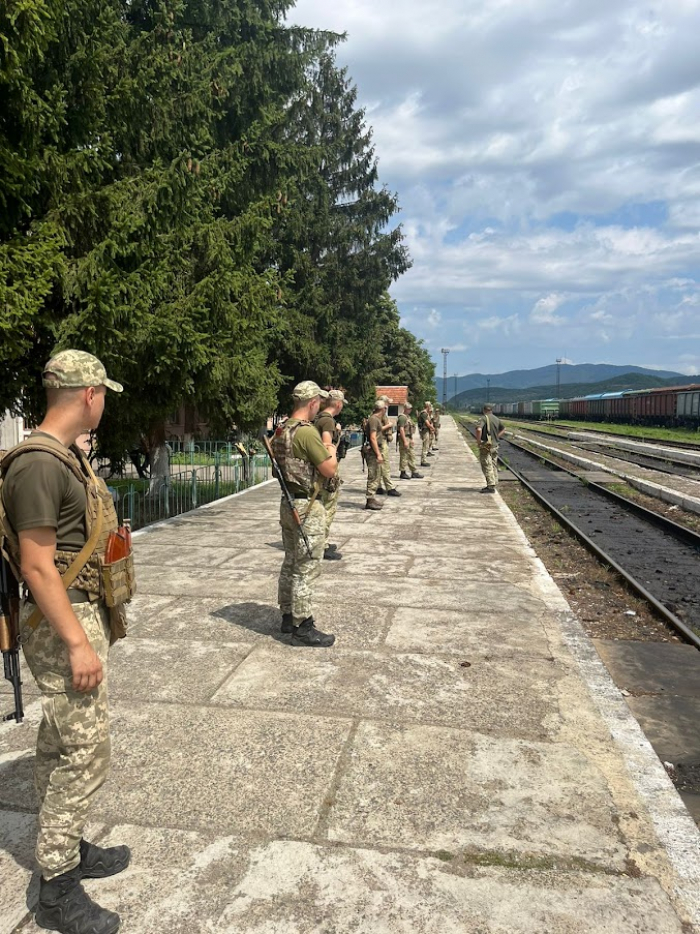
[367,414,384,450]
[397,413,412,439]
[2,432,88,552]
[285,420,331,496]
[314,411,337,443]
[478,414,504,449]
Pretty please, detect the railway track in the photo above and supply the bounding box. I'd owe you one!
[512,420,700,453]
[511,424,700,481]
[461,420,700,648]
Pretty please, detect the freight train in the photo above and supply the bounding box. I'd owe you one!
[491,385,700,427]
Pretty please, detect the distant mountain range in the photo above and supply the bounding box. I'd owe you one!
[446,370,700,409]
[436,363,687,401]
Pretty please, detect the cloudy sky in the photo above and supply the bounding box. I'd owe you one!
[290,0,700,378]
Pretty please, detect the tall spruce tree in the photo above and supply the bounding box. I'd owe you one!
[0,0,338,459]
[270,52,410,403]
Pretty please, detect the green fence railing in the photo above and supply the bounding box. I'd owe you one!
[108,453,270,531]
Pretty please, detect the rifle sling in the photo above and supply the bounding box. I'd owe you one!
[22,490,104,637]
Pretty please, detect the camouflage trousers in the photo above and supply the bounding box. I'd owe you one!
[365,452,382,497]
[421,431,432,461]
[479,445,499,487]
[21,599,111,880]
[378,439,396,491]
[278,497,326,621]
[399,441,416,475]
[322,481,341,545]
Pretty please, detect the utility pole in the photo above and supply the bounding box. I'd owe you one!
[556,358,563,397]
[454,373,457,402]
[486,378,490,403]
[440,348,450,408]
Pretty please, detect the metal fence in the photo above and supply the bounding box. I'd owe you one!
[109,452,270,531]
[108,432,362,532]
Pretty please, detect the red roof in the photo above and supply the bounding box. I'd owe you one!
[376,386,409,405]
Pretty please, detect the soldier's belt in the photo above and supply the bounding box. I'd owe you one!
[26,589,97,606]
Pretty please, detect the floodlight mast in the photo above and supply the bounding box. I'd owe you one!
[440,348,450,407]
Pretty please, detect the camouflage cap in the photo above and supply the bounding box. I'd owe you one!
[404,402,413,410]
[328,390,345,402]
[292,380,329,401]
[379,394,391,403]
[43,350,123,393]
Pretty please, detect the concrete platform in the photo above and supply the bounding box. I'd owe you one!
[1,418,699,933]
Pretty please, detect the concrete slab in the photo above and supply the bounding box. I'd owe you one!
[90,703,351,837]
[134,566,278,601]
[212,645,564,738]
[108,638,252,704]
[593,640,700,697]
[128,596,392,649]
[131,544,244,568]
[315,575,550,615]
[627,694,700,764]
[217,841,684,934]
[327,722,625,868]
[385,606,552,658]
[0,810,36,934]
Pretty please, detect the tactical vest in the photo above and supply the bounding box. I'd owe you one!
[0,436,133,607]
[418,410,429,432]
[397,415,413,440]
[272,419,317,495]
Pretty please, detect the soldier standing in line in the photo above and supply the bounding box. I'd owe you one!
[432,406,442,449]
[314,389,345,561]
[0,351,131,934]
[364,399,388,510]
[274,381,337,646]
[476,403,506,493]
[418,402,434,466]
[375,394,400,499]
[397,403,423,480]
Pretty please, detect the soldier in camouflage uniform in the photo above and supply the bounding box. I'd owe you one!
[432,406,442,448]
[418,402,434,466]
[476,403,506,493]
[397,403,423,480]
[0,351,130,934]
[274,381,337,646]
[314,390,345,561]
[375,394,400,498]
[364,399,387,509]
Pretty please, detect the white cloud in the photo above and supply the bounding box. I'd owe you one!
[290,0,700,374]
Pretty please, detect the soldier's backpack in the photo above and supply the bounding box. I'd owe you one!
[417,410,428,432]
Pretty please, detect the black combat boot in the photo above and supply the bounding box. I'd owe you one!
[399,472,411,480]
[323,547,342,561]
[376,487,386,495]
[420,461,430,467]
[291,617,335,647]
[480,486,496,494]
[35,866,120,934]
[79,839,131,879]
[387,488,401,497]
[325,543,338,553]
[411,472,424,479]
[365,498,383,510]
[281,613,294,634]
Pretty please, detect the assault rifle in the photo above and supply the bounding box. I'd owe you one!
[1,552,24,723]
[336,432,350,460]
[263,435,313,558]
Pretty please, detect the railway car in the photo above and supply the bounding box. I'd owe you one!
[531,399,560,419]
[676,386,700,426]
